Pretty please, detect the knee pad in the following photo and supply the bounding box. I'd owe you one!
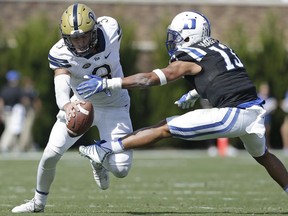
[104,150,133,178]
[108,163,131,178]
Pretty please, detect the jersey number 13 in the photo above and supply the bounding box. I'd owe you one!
[209,43,244,71]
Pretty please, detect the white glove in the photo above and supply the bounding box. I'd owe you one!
[175,89,200,109]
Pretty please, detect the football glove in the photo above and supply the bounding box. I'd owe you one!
[174,89,200,109]
[76,75,111,99]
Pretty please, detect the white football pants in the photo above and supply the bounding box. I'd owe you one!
[167,105,266,157]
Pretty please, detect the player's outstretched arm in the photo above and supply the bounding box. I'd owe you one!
[76,61,201,98]
[120,61,202,89]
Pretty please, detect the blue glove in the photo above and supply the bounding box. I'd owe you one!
[76,75,111,99]
[174,90,200,109]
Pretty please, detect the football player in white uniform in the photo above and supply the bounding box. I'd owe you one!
[77,11,288,194]
[12,3,133,213]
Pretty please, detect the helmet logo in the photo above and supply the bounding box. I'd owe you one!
[88,12,96,22]
[83,63,91,69]
[183,19,196,30]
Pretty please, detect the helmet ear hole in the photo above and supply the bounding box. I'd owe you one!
[184,37,190,42]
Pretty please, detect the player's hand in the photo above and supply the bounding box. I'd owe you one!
[63,101,84,121]
[174,90,200,109]
[76,75,111,99]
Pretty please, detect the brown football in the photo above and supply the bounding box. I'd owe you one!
[66,102,94,137]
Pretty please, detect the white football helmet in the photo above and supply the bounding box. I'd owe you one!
[166,11,211,56]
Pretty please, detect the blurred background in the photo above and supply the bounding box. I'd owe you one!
[0,0,288,151]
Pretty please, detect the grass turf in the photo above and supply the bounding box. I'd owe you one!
[0,149,287,216]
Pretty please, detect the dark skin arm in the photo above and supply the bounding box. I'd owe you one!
[121,61,202,89]
[120,120,170,149]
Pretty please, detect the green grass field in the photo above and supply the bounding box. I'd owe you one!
[0,149,287,216]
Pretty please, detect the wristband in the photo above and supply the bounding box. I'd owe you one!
[152,69,167,86]
[106,77,122,90]
[54,74,71,110]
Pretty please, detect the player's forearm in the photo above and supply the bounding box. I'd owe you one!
[122,73,160,88]
[107,72,159,90]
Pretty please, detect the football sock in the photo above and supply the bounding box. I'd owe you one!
[101,139,124,153]
[35,147,61,206]
[34,190,48,206]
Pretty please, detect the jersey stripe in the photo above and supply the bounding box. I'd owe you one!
[48,54,71,68]
[117,23,122,41]
[179,47,206,62]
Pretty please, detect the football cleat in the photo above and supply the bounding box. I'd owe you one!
[79,140,112,164]
[11,198,44,213]
[90,160,110,190]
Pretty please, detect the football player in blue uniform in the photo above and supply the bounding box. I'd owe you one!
[12,3,133,213]
[77,11,288,194]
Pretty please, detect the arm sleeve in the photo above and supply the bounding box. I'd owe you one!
[54,74,71,110]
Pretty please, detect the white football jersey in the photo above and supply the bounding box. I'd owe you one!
[48,16,130,108]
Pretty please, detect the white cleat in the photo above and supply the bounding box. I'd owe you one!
[12,198,44,213]
[90,160,110,190]
[79,141,111,164]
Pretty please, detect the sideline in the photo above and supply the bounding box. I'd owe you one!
[1,149,286,161]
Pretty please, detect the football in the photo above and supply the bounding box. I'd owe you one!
[66,102,94,137]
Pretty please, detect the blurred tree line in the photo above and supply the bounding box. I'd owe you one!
[0,12,287,150]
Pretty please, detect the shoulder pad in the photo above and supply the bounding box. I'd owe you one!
[97,16,122,43]
[48,39,72,69]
